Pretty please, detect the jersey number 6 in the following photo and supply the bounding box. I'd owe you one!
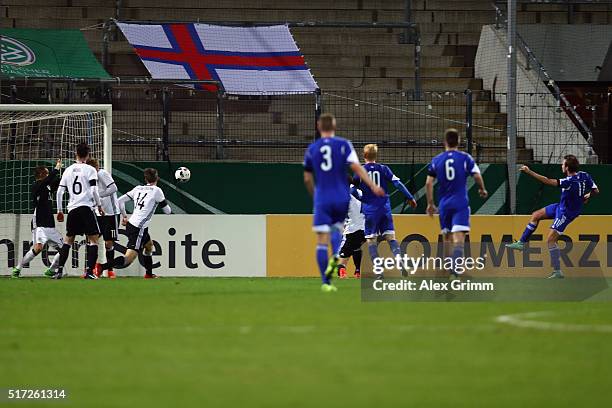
[72,176,82,195]
[445,159,455,181]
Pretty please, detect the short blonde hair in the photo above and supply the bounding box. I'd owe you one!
[364,144,378,161]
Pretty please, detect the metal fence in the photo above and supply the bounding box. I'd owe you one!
[1,78,608,164]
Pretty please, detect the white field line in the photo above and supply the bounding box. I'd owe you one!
[495,311,612,333]
[0,324,496,337]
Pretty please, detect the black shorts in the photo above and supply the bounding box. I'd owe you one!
[98,215,119,241]
[66,206,100,237]
[339,230,366,258]
[125,222,150,251]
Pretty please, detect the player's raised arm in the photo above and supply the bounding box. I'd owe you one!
[56,172,68,222]
[387,166,416,208]
[520,165,558,186]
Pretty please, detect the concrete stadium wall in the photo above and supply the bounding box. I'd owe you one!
[474,25,593,163]
[2,214,611,277]
[517,25,612,82]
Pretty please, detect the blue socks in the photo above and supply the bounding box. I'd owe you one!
[330,228,342,257]
[520,222,537,243]
[451,244,464,275]
[316,244,330,284]
[389,239,401,257]
[368,243,379,262]
[549,245,561,270]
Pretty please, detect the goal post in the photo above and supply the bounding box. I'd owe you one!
[0,104,112,276]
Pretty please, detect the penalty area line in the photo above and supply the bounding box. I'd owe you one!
[495,311,612,333]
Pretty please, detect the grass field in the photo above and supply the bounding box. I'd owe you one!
[2,277,612,407]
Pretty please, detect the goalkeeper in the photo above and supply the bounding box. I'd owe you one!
[12,160,64,278]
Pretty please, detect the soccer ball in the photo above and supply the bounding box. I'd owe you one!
[175,166,191,183]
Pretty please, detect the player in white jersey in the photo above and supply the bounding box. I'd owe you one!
[337,187,366,279]
[103,168,171,278]
[54,142,103,279]
[87,158,120,279]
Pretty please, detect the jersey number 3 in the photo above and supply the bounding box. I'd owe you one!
[320,145,332,171]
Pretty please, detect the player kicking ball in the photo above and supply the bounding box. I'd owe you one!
[55,143,104,279]
[506,155,598,279]
[102,168,171,278]
[303,113,384,292]
[354,144,417,279]
[12,160,64,278]
[425,129,488,277]
[337,186,366,279]
[87,158,120,279]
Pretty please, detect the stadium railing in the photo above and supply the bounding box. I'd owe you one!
[2,77,609,164]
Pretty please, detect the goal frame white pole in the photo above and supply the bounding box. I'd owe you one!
[0,104,113,173]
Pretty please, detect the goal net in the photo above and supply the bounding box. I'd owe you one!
[0,105,112,276]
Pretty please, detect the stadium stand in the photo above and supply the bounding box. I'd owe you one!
[2,0,611,163]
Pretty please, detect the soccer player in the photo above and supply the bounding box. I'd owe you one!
[87,158,120,279]
[337,187,366,279]
[506,155,598,278]
[354,144,417,279]
[303,113,384,292]
[55,143,104,279]
[103,168,171,278]
[12,160,64,278]
[425,128,488,277]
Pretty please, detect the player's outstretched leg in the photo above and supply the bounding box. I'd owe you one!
[12,245,42,278]
[507,207,548,250]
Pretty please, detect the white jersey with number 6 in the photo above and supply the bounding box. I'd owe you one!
[125,185,166,229]
[59,163,99,212]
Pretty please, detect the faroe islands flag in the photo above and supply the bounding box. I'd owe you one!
[117,22,319,95]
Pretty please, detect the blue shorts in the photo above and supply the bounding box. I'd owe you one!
[364,210,395,239]
[438,205,470,234]
[545,203,577,233]
[313,200,350,233]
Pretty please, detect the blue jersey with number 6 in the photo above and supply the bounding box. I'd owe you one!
[427,150,480,209]
[303,136,359,206]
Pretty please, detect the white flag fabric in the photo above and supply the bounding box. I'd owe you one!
[117,22,319,95]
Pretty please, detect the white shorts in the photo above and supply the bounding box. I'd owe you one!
[32,227,63,249]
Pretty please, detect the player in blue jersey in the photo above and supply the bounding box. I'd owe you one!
[506,155,599,278]
[425,129,488,276]
[353,144,417,279]
[304,113,384,292]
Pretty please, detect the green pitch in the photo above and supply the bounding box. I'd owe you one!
[2,278,612,407]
